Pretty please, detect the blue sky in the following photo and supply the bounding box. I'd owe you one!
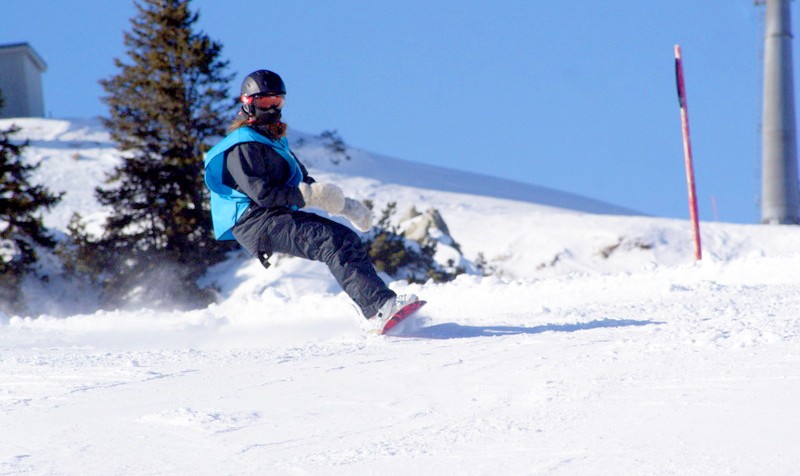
[1,1,783,224]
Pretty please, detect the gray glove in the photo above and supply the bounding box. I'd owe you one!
[339,197,374,232]
[298,182,345,214]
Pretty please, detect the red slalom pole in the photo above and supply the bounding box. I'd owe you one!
[674,44,702,261]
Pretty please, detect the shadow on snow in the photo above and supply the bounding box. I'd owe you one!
[397,318,663,340]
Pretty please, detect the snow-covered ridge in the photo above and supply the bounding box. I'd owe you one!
[291,131,641,216]
[3,116,636,228]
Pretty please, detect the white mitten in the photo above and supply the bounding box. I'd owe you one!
[340,197,374,232]
[298,182,345,214]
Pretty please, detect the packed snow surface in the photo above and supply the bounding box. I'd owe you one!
[2,118,800,475]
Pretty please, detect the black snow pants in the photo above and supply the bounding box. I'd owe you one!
[232,207,395,318]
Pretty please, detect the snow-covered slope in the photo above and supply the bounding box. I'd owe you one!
[2,118,800,475]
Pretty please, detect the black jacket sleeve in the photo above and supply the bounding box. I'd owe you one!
[224,142,308,209]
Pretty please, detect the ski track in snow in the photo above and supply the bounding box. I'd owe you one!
[2,118,800,475]
[3,257,800,475]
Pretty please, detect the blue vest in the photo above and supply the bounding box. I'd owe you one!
[204,127,302,240]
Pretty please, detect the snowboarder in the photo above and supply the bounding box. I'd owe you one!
[204,70,422,332]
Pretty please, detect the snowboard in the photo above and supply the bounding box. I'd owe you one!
[377,300,427,335]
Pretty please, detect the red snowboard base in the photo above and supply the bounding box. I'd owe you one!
[379,300,427,335]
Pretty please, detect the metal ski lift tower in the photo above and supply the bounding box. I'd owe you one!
[761,0,800,224]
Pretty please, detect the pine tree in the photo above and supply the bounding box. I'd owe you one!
[0,90,61,312]
[93,0,233,307]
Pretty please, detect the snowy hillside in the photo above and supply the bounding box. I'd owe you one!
[2,118,800,475]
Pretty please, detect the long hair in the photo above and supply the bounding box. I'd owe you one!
[227,112,288,139]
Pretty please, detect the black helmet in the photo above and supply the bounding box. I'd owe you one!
[240,70,286,99]
[240,70,286,121]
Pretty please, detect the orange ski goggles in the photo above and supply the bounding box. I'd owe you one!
[242,94,285,110]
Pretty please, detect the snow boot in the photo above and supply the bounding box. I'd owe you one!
[366,294,424,334]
